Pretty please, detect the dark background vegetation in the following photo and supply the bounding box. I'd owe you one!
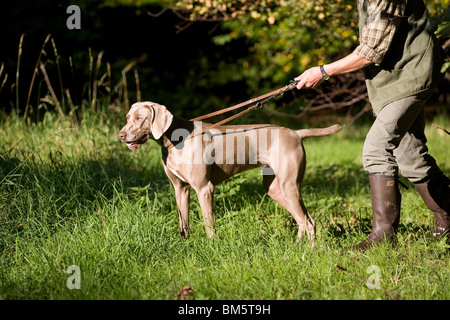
[1,0,253,121]
[0,0,448,124]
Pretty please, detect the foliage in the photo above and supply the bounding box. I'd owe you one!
[116,0,361,92]
[183,0,448,88]
[177,0,357,85]
[434,4,450,73]
[121,0,449,91]
[1,1,448,122]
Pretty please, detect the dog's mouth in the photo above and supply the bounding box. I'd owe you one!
[126,133,149,150]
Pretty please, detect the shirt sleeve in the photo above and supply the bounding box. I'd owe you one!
[354,0,407,65]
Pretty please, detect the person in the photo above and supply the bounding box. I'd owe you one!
[294,0,449,250]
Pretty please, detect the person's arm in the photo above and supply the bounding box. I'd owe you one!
[295,0,407,90]
[294,53,372,90]
[324,53,373,76]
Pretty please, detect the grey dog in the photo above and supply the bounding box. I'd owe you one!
[119,101,342,240]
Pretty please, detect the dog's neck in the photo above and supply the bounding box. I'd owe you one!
[160,115,195,150]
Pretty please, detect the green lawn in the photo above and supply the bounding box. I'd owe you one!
[0,111,449,300]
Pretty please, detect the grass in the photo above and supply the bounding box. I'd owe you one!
[0,111,449,300]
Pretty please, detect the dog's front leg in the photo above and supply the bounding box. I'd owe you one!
[196,181,217,239]
[165,166,191,238]
[175,184,191,239]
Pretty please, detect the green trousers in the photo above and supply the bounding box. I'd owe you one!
[362,91,444,183]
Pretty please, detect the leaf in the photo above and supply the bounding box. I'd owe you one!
[174,285,194,300]
[435,21,450,38]
[440,60,450,74]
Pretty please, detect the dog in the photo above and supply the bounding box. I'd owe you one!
[118,101,342,240]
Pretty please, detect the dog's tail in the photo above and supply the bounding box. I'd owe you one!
[295,124,343,139]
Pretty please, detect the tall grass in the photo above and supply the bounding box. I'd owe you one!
[3,34,142,124]
[0,110,449,300]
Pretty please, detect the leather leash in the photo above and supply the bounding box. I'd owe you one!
[189,80,299,134]
[163,80,299,148]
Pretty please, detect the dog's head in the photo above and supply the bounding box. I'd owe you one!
[118,102,173,150]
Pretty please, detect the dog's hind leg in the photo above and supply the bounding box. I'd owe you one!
[263,173,315,241]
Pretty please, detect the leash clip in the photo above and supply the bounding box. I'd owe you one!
[288,79,299,90]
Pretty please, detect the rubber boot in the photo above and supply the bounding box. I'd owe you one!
[414,174,450,239]
[353,175,401,251]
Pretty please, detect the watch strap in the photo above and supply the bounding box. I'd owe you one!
[319,65,330,80]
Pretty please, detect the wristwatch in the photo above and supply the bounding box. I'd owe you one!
[319,65,330,80]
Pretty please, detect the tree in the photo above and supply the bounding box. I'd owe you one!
[155,0,449,120]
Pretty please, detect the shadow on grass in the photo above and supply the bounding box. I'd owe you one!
[2,151,437,242]
[217,164,442,242]
[0,153,168,236]
[320,213,435,244]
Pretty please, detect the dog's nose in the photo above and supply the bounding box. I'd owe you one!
[118,131,126,141]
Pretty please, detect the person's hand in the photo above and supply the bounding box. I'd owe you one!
[294,66,323,90]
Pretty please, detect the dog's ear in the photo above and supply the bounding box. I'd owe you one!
[145,103,173,140]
